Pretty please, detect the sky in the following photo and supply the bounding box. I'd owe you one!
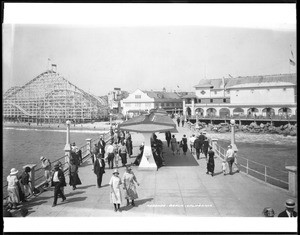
[2,3,297,97]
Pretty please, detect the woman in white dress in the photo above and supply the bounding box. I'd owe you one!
[109,169,122,212]
[122,165,139,206]
[7,168,21,209]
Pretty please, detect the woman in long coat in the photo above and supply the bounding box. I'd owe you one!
[69,159,82,190]
[170,135,177,155]
[109,169,122,212]
[7,168,20,209]
[206,146,215,176]
[122,165,140,206]
[181,135,188,155]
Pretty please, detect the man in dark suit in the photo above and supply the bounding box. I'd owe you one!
[198,132,205,154]
[94,153,106,188]
[165,131,172,148]
[278,199,298,217]
[194,136,202,160]
[51,163,66,207]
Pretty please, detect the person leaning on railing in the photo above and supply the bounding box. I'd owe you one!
[40,156,52,188]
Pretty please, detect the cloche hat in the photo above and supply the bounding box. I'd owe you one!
[10,168,19,175]
[113,169,119,175]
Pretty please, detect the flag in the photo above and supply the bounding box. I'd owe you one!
[177,85,180,88]
[291,50,294,58]
[228,74,233,78]
[52,64,57,67]
[289,59,296,66]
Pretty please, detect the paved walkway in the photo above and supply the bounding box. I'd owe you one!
[15,125,296,218]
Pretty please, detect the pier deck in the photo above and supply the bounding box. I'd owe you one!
[22,126,297,217]
[5,125,297,232]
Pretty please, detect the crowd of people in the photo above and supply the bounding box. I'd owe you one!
[4,125,297,217]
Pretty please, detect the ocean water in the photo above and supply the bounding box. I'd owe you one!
[2,127,104,186]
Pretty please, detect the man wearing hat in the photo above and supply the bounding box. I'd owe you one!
[193,135,202,160]
[40,156,52,188]
[278,199,298,217]
[51,162,66,207]
[225,145,235,175]
[98,136,106,158]
[94,153,106,188]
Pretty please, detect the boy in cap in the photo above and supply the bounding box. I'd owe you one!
[278,199,298,217]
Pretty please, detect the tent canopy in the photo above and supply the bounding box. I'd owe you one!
[118,109,177,133]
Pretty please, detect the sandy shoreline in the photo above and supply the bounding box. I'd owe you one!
[4,121,297,146]
[3,121,122,131]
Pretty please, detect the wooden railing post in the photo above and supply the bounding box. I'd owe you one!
[264,166,267,182]
[285,166,297,197]
[246,159,249,174]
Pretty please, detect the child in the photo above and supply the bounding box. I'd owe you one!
[222,160,227,175]
[176,141,181,155]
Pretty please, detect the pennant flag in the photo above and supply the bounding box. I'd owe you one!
[52,64,57,67]
[228,74,233,78]
[291,50,294,58]
[177,85,180,88]
[289,59,296,66]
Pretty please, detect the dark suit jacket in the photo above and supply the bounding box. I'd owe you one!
[98,140,106,154]
[51,169,66,186]
[165,131,171,140]
[194,138,202,149]
[278,210,298,217]
[94,158,105,176]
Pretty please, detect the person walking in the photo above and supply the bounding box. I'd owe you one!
[198,132,205,154]
[189,134,196,153]
[106,142,115,169]
[202,136,209,159]
[170,135,177,155]
[98,136,106,158]
[194,136,202,160]
[225,145,235,175]
[181,115,185,127]
[125,136,133,159]
[165,131,172,148]
[109,169,122,212]
[122,165,140,207]
[233,150,240,173]
[176,116,180,127]
[20,166,34,198]
[69,158,82,190]
[40,156,52,188]
[206,146,215,176]
[91,143,99,165]
[51,163,66,207]
[278,199,298,217]
[118,141,128,167]
[113,141,120,168]
[181,135,188,155]
[93,154,106,188]
[7,168,21,209]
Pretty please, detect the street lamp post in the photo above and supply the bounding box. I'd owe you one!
[64,120,72,167]
[230,119,238,151]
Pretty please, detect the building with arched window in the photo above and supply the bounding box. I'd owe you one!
[182,73,296,119]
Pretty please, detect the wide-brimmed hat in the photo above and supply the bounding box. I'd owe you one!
[113,169,119,175]
[10,168,19,175]
[285,199,296,209]
[40,156,45,161]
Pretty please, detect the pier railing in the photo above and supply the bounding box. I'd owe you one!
[213,143,289,190]
[3,131,112,200]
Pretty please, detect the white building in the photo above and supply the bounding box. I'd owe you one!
[121,89,184,117]
[182,73,297,118]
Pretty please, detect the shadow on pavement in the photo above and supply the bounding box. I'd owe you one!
[162,141,199,167]
[76,184,96,189]
[63,196,87,203]
[120,197,154,211]
[64,191,85,197]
